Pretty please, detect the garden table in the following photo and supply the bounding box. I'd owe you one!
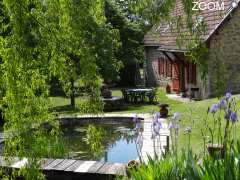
[125,88,155,103]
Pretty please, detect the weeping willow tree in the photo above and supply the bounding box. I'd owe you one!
[0,0,108,179]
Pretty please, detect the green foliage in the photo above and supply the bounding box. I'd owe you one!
[129,154,185,180]
[105,0,146,86]
[91,24,123,83]
[128,0,176,25]
[0,0,110,178]
[0,0,68,178]
[128,138,240,180]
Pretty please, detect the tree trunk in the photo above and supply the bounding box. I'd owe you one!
[70,78,75,108]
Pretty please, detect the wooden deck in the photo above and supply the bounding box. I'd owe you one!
[0,156,126,179]
[0,133,4,144]
[140,116,170,162]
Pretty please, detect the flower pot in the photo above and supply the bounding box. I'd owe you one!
[126,160,139,177]
[166,84,171,94]
[207,144,224,158]
[159,104,169,118]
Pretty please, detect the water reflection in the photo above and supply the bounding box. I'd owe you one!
[62,123,138,163]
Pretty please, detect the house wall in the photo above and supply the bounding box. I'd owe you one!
[144,47,201,96]
[144,47,172,88]
[207,7,240,97]
[145,7,240,99]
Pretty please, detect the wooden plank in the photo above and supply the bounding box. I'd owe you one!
[53,159,76,171]
[97,162,126,176]
[0,133,4,138]
[74,161,97,173]
[86,161,105,173]
[139,117,170,162]
[44,159,64,170]
[11,158,28,168]
[40,158,55,168]
[0,156,19,167]
[64,160,85,172]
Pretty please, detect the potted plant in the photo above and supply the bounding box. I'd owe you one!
[166,84,171,94]
[159,104,169,118]
[126,160,140,176]
[206,92,237,158]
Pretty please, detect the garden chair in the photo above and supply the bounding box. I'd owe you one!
[146,88,157,104]
[121,89,130,102]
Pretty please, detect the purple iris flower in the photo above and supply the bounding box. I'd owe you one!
[168,122,173,129]
[225,109,232,121]
[132,114,138,123]
[209,104,219,114]
[230,111,238,123]
[226,92,232,101]
[184,126,192,134]
[175,124,180,136]
[219,99,227,109]
[153,124,161,135]
[134,122,142,131]
[224,109,238,123]
[155,112,161,119]
[173,112,180,121]
[152,113,163,137]
[153,113,159,124]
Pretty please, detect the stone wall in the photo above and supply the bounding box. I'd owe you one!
[145,7,240,98]
[144,47,172,87]
[207,7,240,97]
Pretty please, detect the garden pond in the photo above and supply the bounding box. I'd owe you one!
[62,122,138,163]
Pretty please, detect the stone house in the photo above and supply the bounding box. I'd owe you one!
[144,0,240,99]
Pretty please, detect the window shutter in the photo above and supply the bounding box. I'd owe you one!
[158,58,164,75]
[167,60,172,77]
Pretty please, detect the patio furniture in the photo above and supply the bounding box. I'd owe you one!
[146,88,157,103]
[102,96,123,112]
[121,89,130,102]
[124,88,155,103]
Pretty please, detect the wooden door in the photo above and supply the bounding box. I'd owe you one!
[172,62,181,93]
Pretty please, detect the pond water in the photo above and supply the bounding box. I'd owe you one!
[62,123,138,163]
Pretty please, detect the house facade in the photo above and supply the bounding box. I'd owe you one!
[144,0,240,99]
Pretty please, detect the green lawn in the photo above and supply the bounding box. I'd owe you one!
[50,89,240,154]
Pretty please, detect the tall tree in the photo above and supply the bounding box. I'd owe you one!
[0,0,108,178]
[105,0,146,86]
[45,0,121,107]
